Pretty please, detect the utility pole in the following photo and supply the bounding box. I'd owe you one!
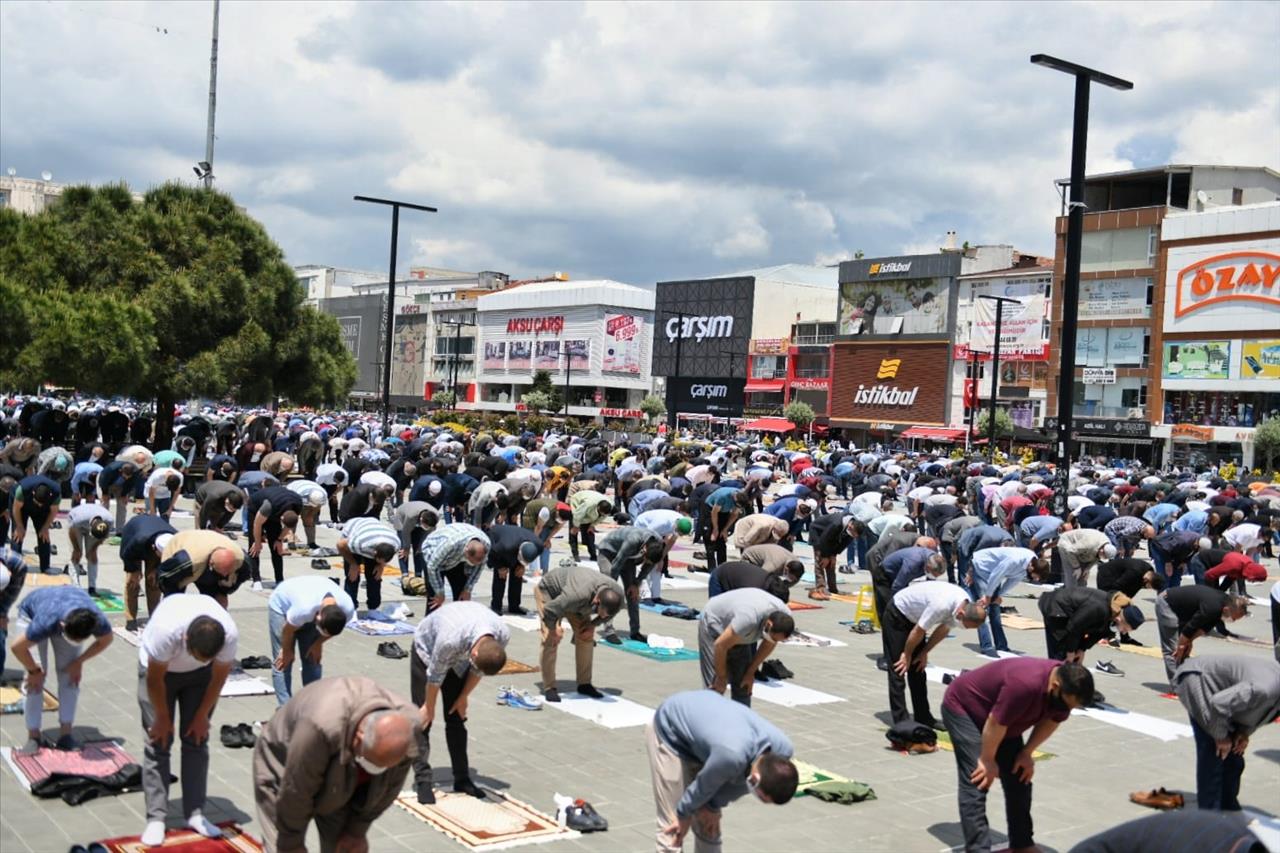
[353,196,438,435]
[978,294,1022,458]
[563,349,572,418]
[203,0,219,189]
[664,311,686,435]
[1031,54,1132,515]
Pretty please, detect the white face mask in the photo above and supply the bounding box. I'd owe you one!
[355,754,387,775]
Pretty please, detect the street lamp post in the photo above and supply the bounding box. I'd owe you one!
[660,311,686,435]
[353,195,438,436]
[1031,54,1132,515]
[978,294,1022,458]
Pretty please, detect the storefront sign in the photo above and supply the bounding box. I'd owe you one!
[1046,417,1151,438]
[830,342,949,426]
[750,338,789,355]
[1173,251,1280,318]
[743,404,783,417]
[600,407,643,419]
[1162,341,1231,379]
[1082,367,1116,384]
[1172,424,1214,442]
[1079,277,1150,319]
[506,316,565,335]
[398,303,423,315]
[791,377,829,390]
[665,314,735,343]
[1239,338,1280,380]
[667,376,746,417]
[953,343,1050,361]
[653,277,754,378]
[869,261,912,275]
[1164,239,1280,333]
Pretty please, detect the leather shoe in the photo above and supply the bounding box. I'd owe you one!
[544,688,561,703]
[454,779,486,799]
[576,683,604,699]
[416,784,436,805]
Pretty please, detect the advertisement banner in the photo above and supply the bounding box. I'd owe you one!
[1083,367,1116,385]
[972,294,1046,358]
[535,340,561,369]
[838,278,950,336]
[1079,278,1150,319]
[1163,239,1280,333]
[483,341,507,370]
[1162,341,1231,379]
[1105,327,1145,366]
[1239,339,1280,380]
[390,314,429,398]
[508,341,532,371]
[564,339,590,370]
[652,277,754,377]
[603,313,644,374]
[667,376,746,417]
[829,341,950,426]
[1074,328,1107,366]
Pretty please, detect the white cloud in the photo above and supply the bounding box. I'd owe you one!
[713,217,771,259]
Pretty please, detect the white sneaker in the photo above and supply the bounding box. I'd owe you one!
[252,581,264,591]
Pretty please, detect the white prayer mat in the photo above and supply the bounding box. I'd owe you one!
[1071,703,1193,742]
[751,680,844,707]
[544,691,654,729]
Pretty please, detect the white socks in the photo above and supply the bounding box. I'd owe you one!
[188,812,222,838]
[141,821,166,846]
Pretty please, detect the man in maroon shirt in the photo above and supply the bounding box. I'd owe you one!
[941,658,1094,853]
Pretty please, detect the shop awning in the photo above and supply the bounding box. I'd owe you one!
[742,417,796,433]
[745,380,786,393]
[900,427,966,442]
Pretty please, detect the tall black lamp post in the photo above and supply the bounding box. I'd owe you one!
[1030,55,1132,514]
[977,294,1023,458]
[353,195,437,436]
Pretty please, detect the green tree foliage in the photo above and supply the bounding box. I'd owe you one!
[638,393,667,423]
[521,390,554,413]
[976,408,1015,438]
[0,182,356,441]
[783,400,815,429]
[431,390,457,407]
[1255,416,1280,473]
[529,369,563,413]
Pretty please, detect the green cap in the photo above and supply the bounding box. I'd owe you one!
[676,518,693,535]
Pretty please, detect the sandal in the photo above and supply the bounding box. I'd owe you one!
[808,590,831,601]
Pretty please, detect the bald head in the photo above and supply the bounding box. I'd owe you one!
[210,547,242,577]
[354,709,414,770]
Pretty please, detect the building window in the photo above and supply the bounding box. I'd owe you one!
[435,336,475,356]
[1081,227,1156,272]
[751,355,786,379]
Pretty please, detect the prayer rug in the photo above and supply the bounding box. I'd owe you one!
[347,618,415,636]
[395,789,578,850]
[544,691,655,729]
[94,592,125,613]
[934,730,1054,761]
[787,601,823,611]
[1000,614,1043,630]
[1071,703,1192,741]
[793,759,850,793]
[497,659,538,675]
[1113,643,1166,659]
[828,593,861,604]
[2,739,132,791]
[752,680,843,707]
[601,637,698,662]
[0,684,58,714]
[95,822,262,852]
[24,572,71,587]
[782,630,847,649]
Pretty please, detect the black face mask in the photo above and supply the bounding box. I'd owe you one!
[1047,691,1071,713]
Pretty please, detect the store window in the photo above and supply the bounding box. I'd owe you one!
[435,336,475,356]
[1080,227,1156,273]
[1163,390,1280,428]
[751,355,787,379]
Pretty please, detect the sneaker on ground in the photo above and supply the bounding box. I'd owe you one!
[497,686,544,710]
[1094,660,1124,676]
[251,581,264,591]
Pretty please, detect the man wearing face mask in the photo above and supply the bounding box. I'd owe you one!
[409,600,510,804]
[192,479,244,533]
[421,523,491,612]
[535,562,624,703]
[941,659,1095,853]
[253,677,418,853]
[266,576,355,705]
[647,689,798,853]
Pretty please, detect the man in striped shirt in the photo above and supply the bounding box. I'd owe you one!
[338,517,399,612]
[409,601,509,804]
[421,523,491,611]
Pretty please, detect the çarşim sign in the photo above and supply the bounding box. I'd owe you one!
[1173,251,1280,318]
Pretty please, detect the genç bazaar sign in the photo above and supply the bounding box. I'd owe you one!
[1173,251,1280,318]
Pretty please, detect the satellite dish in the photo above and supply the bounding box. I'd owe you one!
[40,171,52,181]
[1196,190,1209,205]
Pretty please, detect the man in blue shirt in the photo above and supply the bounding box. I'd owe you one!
[647,690,797,852]
[266,576,355,705]
[884,546,946,594]
[1143,502,1181,534]
[701,487,750,572]
[968,547,1048,657]
[10,586,113,752]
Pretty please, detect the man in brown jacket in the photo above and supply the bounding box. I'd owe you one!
[253,676,418,853]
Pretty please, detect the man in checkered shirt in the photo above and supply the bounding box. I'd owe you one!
[1103,515,1155,559]
[420,523,491,612]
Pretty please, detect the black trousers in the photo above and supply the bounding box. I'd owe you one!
[428,565,468,612]
[249,526,285,584]
[697,513,727,571]
[343,556,382,611]
[882,604,935,725]
[489,563,524,613]
[410,649,470,789]
[568,525,596,561]
[398,527,428,577]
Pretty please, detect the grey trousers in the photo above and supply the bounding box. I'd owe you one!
[1155,596,1181,684]
[137,665,215,822]
[942,705,1034,852]
[696,622,753,706]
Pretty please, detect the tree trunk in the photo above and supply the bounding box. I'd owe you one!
[153,388,176,450]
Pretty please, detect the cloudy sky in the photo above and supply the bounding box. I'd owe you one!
[2,1,1277,284]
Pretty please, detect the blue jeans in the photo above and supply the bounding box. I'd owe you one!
[1150,548,1183,588]
[967,576,1008,654]
[268,608,323,706]
[708,575,724,598]
[1190,717,1243,810]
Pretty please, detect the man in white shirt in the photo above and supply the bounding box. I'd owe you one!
[66,502,113,596]
[136,594,238,847]
[145,468,183,521]
[268,576,355,705]
[884,582,986,728]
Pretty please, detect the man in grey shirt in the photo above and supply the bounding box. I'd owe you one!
[193,480,243,533]
[647,689,797,853]
[1173,655,1280,811]
[697,588,794,707]
[534,563,624,703]
[596,525,665,644]
[740,544,805,577]
[393,500,441,579]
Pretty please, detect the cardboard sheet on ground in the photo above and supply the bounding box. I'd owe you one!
[1113,643,1166,659]
[395,789,578,850]
[657,575,708,590]
[112,625,142,647]
[828,593,862,604]
[545,691,654,729]
[497,659,538,675]
[1000,614,1043,630]
[601,637,699,662]
[95,821,262,852]
[24,572,71,587]
[783,630,848,649]
[220,670,272,698]
[1071,703,1193,741]
[0,684,58,714]
[934,730,1055,761]
[925,664,961,685]
[501,613,540,633]
[752,680,844,707]
[788,601,823,611]
[347,618,415,636]
[1,739,133,791]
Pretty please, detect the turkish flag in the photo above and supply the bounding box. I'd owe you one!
[963,379,978,409]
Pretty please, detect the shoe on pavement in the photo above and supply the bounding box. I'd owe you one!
[576,683,604,699]
[1129,788,1184,810]
[1119,635,1145,647]
[416,784,436,805]
[876,657,890,672]
[124,620,139,633]
[602,633,623,646]
[838,565,855,574]
[852,619,877,635]
[454,779,486,799]
[508,605,530,617]
[496,686,544,710]
[629,631,648,643]
[235,723,256,747]
[765,659,794,679]
[220,725,241,748]
[564,799,608,832]
[251,581,264,591]
[376,641,408,660]
[544,687,562,703]
[1094,660,1124,677]
[1090,690,1107,706]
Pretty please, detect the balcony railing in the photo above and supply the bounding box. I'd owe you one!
[1072,404,1146,419]
[793,368,830,378]
[752,369,784,380]
[792,334,834,346]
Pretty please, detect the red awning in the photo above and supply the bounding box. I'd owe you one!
[900,427,966,442]
[742,417,796,433]
[745,380,786,393]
